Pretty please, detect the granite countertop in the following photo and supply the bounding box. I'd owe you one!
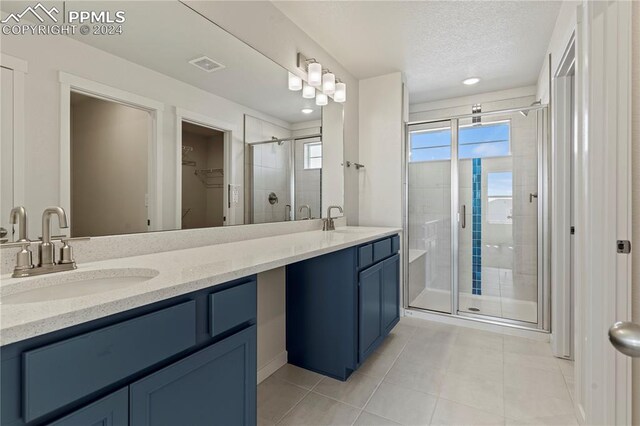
[0,226,401,346]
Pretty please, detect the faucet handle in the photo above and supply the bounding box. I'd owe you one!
[58,240,75,265]
[11,240,35,277]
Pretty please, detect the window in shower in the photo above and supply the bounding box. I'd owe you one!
[303,141,322,169]
[409,121,511,163]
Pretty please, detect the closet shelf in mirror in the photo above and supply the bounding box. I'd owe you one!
[195,169,224,189]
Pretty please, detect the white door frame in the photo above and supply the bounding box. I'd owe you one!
[58,72,164,232]
[574,1,633,424]
[1,53,27,210]
[175,108,235,229]
[551,33,576,360]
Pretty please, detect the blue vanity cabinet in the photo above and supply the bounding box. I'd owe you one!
[130,325,256,426]
[358,262,384,361]
[47,388,128,426]
[382,253,401,335]
[286,234,400,381]
[1,276,257,426]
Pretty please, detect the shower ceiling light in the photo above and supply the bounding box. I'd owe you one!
[334,82,346,103]
[302,82,316,99]
[301,108,313,114]
[463,77,480,85]
[315,92,328,106]
[322,72,336,95]
[288,72,302,91]
[308,62,322,87]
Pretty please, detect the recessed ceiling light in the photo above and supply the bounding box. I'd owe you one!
[301,108,313,114]
[463,77,480,86]
[189,56,225,73]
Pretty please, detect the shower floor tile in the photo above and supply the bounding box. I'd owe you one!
[258,317,576,426]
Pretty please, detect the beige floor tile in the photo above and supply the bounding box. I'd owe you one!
[278,392,361,426]
[447,350,503,382]
[504,352,560,372]
[389,322,419,339]
[313,372,381,408]
[384,353,445,395]
[273,363,324,390]
[412,326,458,346]
[365,381,437,425]
[354,411,401,425]
[503,365,571,400]
[505,414,578,425]
[439,371,504,416]
[400,340,455,370]
[358,351,398,379]
[503,336,553,357]
[504,389,575,421]
[555,358,575,379]
[431,398,505,426]
[258,416,276,426]
[374,333,410,358]
[257,376,308,424]
[455,329,504,352]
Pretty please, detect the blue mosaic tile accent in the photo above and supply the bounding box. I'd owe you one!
[472,158,482,295]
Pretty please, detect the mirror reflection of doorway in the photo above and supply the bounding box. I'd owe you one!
[181,121,225,229]
[70,91,152,237]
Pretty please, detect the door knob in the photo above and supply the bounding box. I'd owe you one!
[608,321,640,357]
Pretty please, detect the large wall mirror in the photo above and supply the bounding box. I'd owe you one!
[0,1,344,241]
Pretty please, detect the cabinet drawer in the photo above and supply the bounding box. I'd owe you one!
[373,238,392,263]
[391,234,400,254]
[48,388,128,426]
[209,280,256,338]
[358,244,373,269]
[23,301,196,422]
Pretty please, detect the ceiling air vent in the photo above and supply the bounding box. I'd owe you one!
[189,56,225,73]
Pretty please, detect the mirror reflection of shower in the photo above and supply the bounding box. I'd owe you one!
[249,134,322,224]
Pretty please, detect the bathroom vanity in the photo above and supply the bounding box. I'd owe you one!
[0,227,400,425]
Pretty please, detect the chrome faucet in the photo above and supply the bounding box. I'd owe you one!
[323,205,343,231]
[9,206,34,275]
[39,207,69,267]
[5,206,80,278]
[299,204,311,220]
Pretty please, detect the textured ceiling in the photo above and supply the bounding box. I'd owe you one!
[273,1,561,104]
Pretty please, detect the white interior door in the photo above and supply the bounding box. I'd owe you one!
[1,66,14,241]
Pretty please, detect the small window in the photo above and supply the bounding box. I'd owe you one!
[409,121,511,163]
[304,142,322,170]
[487,171,513,224]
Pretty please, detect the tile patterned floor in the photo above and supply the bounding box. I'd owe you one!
[257,318,576,426]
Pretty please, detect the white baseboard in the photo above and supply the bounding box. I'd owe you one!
[257,351,287,384]
[404,308,550,341]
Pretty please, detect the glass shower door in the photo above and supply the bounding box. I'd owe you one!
[406,120,453,313]
[456,110,540,324]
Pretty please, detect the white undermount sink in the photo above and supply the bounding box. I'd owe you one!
[1,268,159,304]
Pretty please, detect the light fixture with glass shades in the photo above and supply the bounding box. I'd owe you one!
[315,92,328,106]
[334,82,346,103]
[307,62,322,87]
[293,52,348,106]
[288,72,302,91]
[302,82,315,99]
[322,72,336,95]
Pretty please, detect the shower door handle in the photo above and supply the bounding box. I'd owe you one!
[461,205,466,228]
[529,192,538,203]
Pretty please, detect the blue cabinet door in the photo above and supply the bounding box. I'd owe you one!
[359,262,383,363]
[48,388,128,426]
[382,254,400,334]
[130,325,256,426]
